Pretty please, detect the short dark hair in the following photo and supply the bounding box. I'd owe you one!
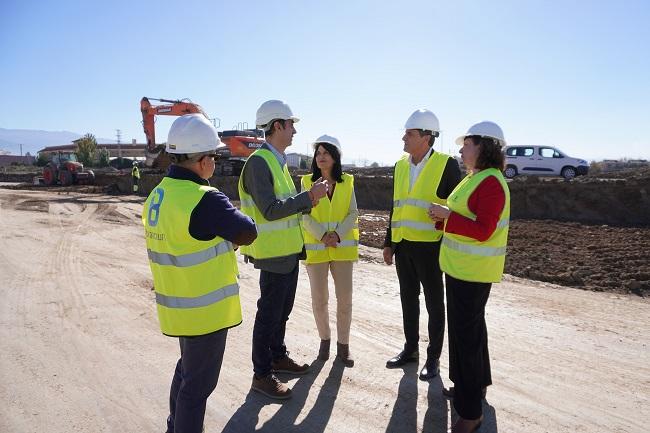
[467,135,505,170]
[417,130,437,147]
[264,119,286,138]
[310,142,343,183]
[169,151,211,167]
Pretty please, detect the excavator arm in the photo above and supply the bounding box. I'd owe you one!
[139,96,261,175]
[140,97,210,168]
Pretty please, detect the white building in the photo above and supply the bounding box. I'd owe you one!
[286,152,310,168]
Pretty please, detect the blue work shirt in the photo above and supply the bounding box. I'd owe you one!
[167,165,257,244]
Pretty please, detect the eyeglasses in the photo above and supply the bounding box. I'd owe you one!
[200,153,219,162]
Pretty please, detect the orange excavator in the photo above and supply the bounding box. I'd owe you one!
[140,97,264,174]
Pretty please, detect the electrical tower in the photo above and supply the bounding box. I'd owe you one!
[116,129,122,160]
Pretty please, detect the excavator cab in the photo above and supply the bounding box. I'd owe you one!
[215,129,264,176]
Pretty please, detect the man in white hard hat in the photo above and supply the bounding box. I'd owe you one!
[143,114,257,433]
[383,109,461,381]
[238,100,329,400]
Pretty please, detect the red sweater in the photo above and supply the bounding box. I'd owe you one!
[444,176,506,242]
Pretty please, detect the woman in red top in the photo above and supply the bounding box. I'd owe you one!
[428,121,509,433]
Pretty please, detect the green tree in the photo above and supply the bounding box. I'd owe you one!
[76,133,97,166]
[36,153,49,167]
[370,162,379,168]
[97,148,110,167]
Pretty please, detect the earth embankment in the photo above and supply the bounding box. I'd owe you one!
[3,167,649,295]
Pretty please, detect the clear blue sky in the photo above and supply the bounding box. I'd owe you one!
[2,0,649,164]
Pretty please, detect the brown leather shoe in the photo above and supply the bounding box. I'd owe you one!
[335,342,354,367]
[271,355,309,375]
[318,339,330,361]
[450,415,483,433]
[251,374,292,400]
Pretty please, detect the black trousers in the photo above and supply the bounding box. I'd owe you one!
[394,240,445,360]
[446,274,492,420]
[251,264,299,377]
[167,328,228,433]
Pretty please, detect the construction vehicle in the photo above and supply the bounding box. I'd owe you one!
[215,127,265,176]
[141,97,264,174]
[42,151,95,186]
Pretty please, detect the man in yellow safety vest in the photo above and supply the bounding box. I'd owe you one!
[383,109,461,381]
[143,114,257,433]
[238,100,328,400]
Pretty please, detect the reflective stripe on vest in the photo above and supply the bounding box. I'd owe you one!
[391,152,451,242]
[301,173,359,264]
[439,168,511,283]
[393,198,431,209]
[238,149,304,259]
[391,220,438,232]
[148,239,233,267]
[441,237,507,257]
[156,283,239,308]
[143,177,242,336]
[255,218,300,233]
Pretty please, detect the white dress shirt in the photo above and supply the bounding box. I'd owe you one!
[409,147,433,191]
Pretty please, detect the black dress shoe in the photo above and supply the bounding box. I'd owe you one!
[442,386,487,399]
[386,349,418,368]
[418,359,440,380]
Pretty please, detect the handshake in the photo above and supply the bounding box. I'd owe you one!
[308,177,329,207]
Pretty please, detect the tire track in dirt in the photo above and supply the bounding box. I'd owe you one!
[39,198,151,425]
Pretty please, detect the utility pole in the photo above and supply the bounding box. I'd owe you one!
[20,143,23,156]
[116,129,122,165]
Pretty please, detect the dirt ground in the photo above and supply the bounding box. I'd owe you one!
[358,212,650,297]
[1,187,649,433]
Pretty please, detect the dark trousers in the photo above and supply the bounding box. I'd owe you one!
[251,264,299,377]
[394,240,445,360]
[446,274,492,420]
[167,328,228,433]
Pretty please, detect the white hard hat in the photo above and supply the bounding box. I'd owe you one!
[455,121,506,146]
[312,134,342,155]
[166,114,220,154]
[404,109,440,133]
[255,100,300,128]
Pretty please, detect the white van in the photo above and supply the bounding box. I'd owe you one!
[503,145,589,180]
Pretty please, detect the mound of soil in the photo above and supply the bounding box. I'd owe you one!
[508,172,650,227]
[506,219,650,296]
[357,211,650,297]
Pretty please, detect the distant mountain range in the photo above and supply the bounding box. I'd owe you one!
[0,128,116,155]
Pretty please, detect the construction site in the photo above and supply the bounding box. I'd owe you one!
[1,157,649,433]
[4,0,650,429]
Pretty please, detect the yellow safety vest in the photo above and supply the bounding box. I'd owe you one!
[143,177,242,336]
[238,149,304,259]
[439,168,511,283]
[391,151,451,243]
[132,166,140,179]
[301,173,359,264]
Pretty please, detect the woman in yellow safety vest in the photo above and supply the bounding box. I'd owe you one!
[301,135,359,367]
[428,121,510,433]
